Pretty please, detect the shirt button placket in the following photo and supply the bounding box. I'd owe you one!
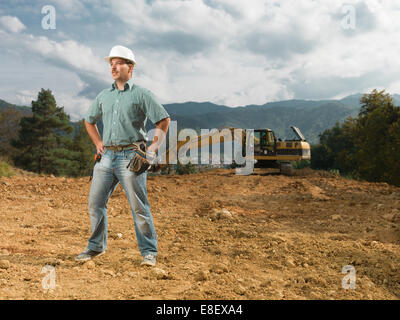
[113,94,119,144]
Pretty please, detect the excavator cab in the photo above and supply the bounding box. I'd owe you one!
[254,129,276,156]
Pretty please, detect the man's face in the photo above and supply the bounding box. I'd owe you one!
[110,57,132,82]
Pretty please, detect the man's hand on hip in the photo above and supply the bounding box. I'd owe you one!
[96,141,104,154]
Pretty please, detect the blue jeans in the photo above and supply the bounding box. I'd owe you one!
[86,148,157,257]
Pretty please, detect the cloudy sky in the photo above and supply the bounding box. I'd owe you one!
[1,0,400,121]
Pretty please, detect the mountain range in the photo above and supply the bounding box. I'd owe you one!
[159,93,400,144]
[2,93,400,144]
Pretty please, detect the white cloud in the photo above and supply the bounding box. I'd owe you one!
[14,88,92,122]
[88,0,397,106]
[3,0,400,119]
[111,0,236,50]
[104,1,329,105]
[0,15,26,33]
[15,89,37,106]
[0,27,110,118]
[54,92,92,121]
[25,37,104,74]
[49,0,87,20]
[19,36,109,117]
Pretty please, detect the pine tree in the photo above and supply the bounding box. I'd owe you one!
[13,89,74,175]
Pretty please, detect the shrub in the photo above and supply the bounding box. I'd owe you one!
[176,161,197,175]
[0,160,14,177]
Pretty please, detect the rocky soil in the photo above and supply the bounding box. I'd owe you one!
[0,168,399,300]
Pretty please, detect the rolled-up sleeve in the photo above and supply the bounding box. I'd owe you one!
[141,90,170,124]
[85,95,102,124]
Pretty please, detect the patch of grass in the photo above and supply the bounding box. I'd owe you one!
[176,161,198,175]
[293,160,310,170]
[328,169,340,177]
[0,160,15,177]
[343,173,360,181]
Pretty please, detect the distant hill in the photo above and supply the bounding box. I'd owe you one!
[161,101,232,116]
[161,99,360,143]
[3,93,398,144]
[0,99,32,116]
[338,93,400,108]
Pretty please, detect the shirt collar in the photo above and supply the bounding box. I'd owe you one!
[111,77,134,91]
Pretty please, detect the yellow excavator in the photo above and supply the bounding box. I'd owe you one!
[251,126,311,174]
[154,126,311,175]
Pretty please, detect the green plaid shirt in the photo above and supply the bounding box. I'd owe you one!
[85,78,169,145]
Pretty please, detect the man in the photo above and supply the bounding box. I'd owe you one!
[75,45,170,267]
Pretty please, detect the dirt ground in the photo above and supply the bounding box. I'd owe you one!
[0,167,399,300]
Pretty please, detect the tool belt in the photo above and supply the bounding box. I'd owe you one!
[104,141,146,152]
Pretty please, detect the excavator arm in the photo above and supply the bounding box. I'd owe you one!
[153,127,246,171]
[151,125,309,174]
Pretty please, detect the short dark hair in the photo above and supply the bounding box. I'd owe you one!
[110,57,134,65]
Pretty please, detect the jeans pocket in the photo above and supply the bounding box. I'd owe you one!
[100,150,109,162]
[125,149,136,160]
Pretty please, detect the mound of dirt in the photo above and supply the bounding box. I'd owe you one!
[0,168,399,299]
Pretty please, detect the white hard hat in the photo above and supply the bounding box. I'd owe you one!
[104,45,136,64]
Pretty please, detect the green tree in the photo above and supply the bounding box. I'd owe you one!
[312,89,400,186]
[355,90,400,185]
[13,89,74,175]
[0,108,24,159]
[70,120,95,177]
[359,89,394,119]
[311,119,357,174]
[332,118,358,174]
